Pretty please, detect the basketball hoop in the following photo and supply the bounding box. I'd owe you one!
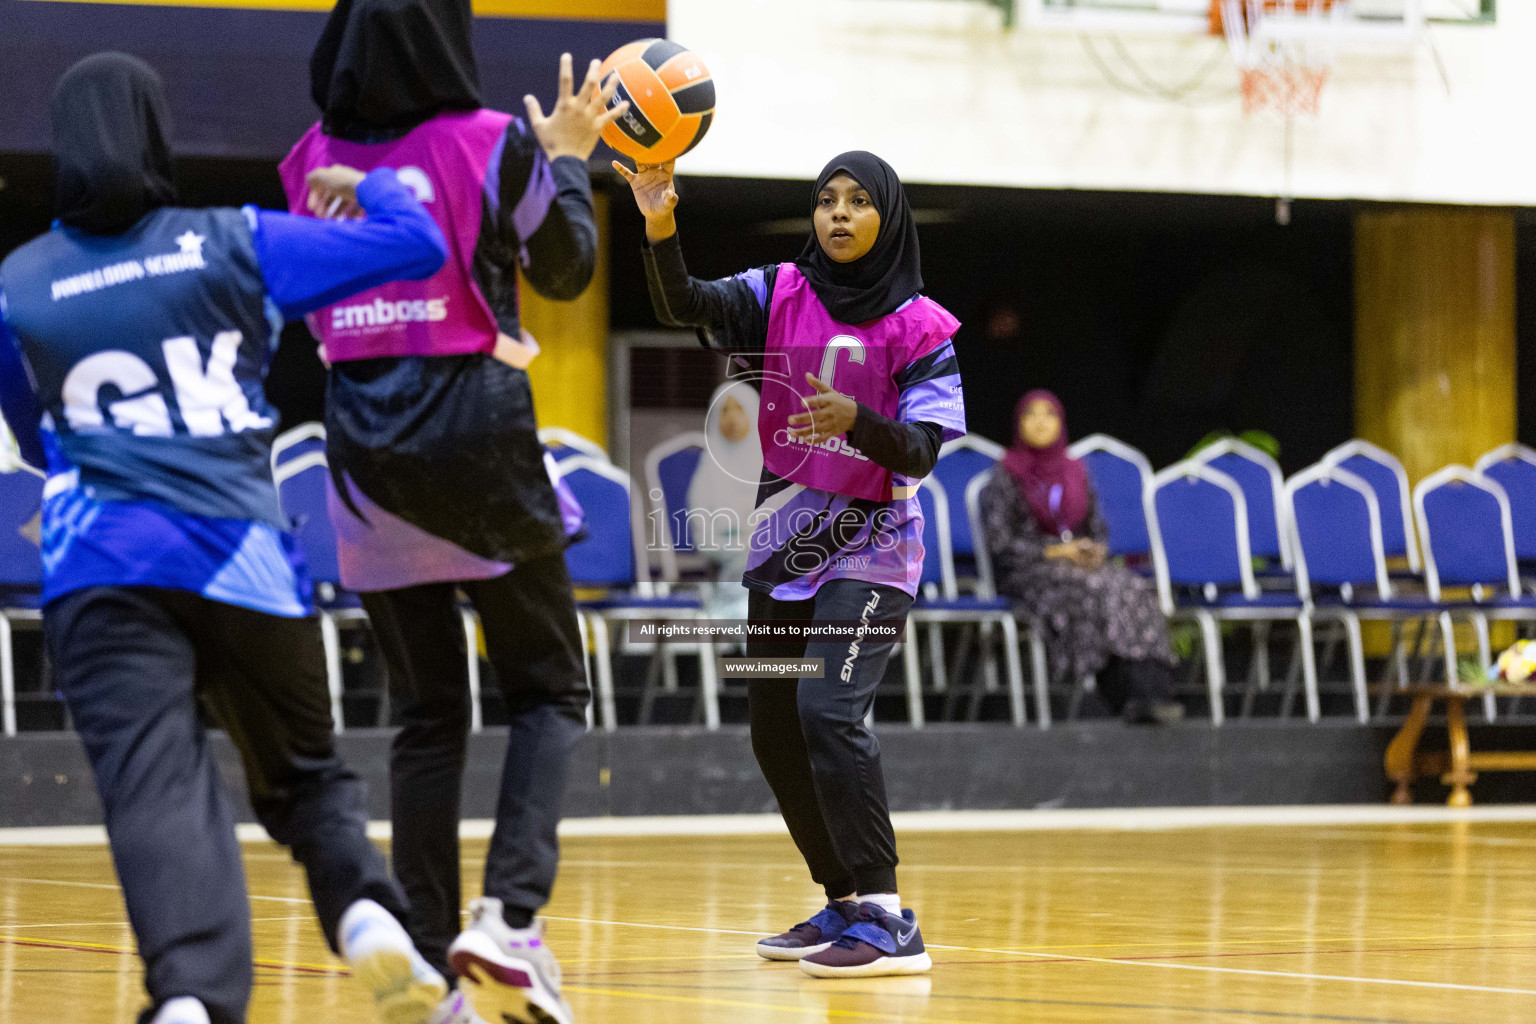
[1211,0,1346,118]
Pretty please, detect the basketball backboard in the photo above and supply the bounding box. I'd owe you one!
[1018,0,1492,35]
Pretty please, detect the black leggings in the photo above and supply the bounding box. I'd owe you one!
[362,551,589,978]
[46,586,407,1024]
[746,580,914,900]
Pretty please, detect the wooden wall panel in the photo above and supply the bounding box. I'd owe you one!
[521,192,610,447]
[1355,206,1516,484]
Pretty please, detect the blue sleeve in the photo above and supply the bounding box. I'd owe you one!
[248,168,449,321]
[0,301,46,470]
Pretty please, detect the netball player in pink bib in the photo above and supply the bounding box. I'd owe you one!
[619,151,966,978]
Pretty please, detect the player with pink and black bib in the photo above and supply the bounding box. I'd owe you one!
[619,151,966,978]
[280,3,630,1022]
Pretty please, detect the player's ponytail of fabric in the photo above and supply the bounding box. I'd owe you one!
[795,150,925,327]
[311,0,482,142]
[51,52,178,236]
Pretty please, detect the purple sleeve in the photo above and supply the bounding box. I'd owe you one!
[734,267,768,309]
[897,338,966,442]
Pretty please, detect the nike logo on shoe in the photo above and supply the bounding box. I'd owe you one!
[896,922,919,946]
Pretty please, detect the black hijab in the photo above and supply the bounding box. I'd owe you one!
[311,0,481,141]
[794,151,924,326]
[52,53,178,236]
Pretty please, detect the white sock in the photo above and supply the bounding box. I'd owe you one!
[853,893,901,914]
[339,898,396,959]
[151,998,210,1024]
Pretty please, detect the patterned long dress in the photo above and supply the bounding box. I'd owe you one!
[977,466,1175,681]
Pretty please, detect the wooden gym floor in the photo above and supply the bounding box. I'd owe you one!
[0,817,1533,1023]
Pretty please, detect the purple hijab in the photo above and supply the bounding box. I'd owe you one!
[1001,390,1090,537]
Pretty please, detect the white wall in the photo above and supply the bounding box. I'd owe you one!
[668,0,1535,204]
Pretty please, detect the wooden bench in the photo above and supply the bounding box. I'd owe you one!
[1385,683,1536,807]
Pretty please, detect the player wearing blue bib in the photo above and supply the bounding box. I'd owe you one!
[0,53,455,1024]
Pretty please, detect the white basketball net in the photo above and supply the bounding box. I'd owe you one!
[1220,0,1347,118]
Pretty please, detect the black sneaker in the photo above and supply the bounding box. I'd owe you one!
[755,901,853,961]
[799,903,932,978]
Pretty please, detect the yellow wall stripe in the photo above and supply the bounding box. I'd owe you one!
[19,0,664,21]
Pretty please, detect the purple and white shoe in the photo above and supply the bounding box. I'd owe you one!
[448,898,572,1024]
[799,903,933,978]
[755,901,854,961]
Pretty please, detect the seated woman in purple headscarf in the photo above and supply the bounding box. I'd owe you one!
[978,391,1182,724]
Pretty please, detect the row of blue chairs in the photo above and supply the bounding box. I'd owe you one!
[929,435,1536,726]
[5,424,1535,734]
[268,426,720,734]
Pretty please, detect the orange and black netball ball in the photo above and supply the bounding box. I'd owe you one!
[600,39,715,164]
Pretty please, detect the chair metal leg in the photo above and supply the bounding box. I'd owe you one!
[576,611,594,731]
[1342,612,1369,724]
[0,615,14,738]
[698,633,721,731]
[662,648,680,692]
[979,621,1000,693]
[901,635,925,728]
[997,614,1030,728]
[1254,620,1272,693]
[591,616,618,732]
[1296,613,1320,723]
[1438,611,1459,689]
[1195,610,1225,726]
[1472,612,1496,721]
[318,611,345,735]
[927,622,948,694]
[1026,625,1050,727]
[460,608,483,734]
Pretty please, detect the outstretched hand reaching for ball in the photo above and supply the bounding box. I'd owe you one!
[614,160,678,243]
[525,53,629,163]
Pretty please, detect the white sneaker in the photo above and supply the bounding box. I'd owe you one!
[150,998,211,1024]
[428,990,490,1024]
[448,897,573,1024]
[340,898,450,1024]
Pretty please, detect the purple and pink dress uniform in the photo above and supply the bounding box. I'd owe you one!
[745,264,966,600]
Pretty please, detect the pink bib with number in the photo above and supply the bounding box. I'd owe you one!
[758,263,959,502]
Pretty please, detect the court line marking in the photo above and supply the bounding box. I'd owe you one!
[0,876,309,904]
[574,980,1471,1024]
[9,873,1534,990]
[560,983,991,1024]
[0,916,310,930]
[0,934,350,976]
[4,914,1529,1008]
[8,804,1536,844]
[530,913,1536,997]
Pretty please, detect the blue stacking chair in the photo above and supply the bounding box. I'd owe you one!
[1286,462,1444,723]
[560,455,717,731]
[538,427,607,463]
[932,435,1003,585]
[1068,434,1154,559]
[273,449,370,733]
[0,463,44,737]
[1146,461,1312,726]
[1191,438,1292,572]
[643,432,708,585]
[1323,440,1421,572]
[1476,444,1536,566]
[909,477,1036,727]
[1414,466,1536,719]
